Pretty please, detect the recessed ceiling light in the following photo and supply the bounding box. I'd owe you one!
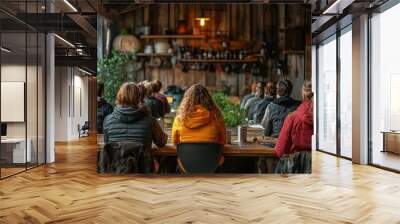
[1,47,11,53]
[54,34,75,48]
[78,67,92,76]
[323,0,354,15]
[63,0,78,12]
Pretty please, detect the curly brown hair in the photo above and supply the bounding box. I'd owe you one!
[178,84,222,120]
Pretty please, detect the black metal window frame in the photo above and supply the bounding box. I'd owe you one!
[315,21,353,161]
[367,0,400,173]
[0,0,48,180]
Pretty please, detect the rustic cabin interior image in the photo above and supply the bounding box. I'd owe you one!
[96,3,311,174]
[0,0,400,223]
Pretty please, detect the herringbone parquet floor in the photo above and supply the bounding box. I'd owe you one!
[1,135,400,224]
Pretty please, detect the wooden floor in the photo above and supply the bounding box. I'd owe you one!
[1,136,400,223]
[372,150,400,171]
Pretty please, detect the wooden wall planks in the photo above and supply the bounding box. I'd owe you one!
[111,4,311,97]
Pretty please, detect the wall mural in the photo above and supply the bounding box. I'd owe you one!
[97,3,312,174]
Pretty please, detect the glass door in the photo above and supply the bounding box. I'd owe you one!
[317,35,337,154]
[0,1,47,179]
[1,31,28,177]
[339,26,352,158]
[370,3,400,171]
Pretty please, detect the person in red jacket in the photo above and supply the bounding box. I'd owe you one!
[275,80,313,159]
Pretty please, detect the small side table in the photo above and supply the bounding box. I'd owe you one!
[381,131,400,154]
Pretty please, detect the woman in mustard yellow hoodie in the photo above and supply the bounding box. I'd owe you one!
[172,84,226,166]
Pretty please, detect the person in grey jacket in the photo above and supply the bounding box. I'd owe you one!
[244,82,266,120]
[253,81,276,123]
[240,82,258,109]
[261,79,300,137]
[103,82,167,150]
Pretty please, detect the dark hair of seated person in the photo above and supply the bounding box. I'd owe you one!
[153,80,162,93]
[265,81,276,97]
[276,79,293,97]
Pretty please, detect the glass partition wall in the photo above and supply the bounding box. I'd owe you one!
[370,3,400,171]
[339,27,352,159]
[317,35,337,155]
[0,2,46,179]
[316,25,353,159]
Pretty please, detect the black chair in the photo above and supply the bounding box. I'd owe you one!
[177,142,224,174]
[79,121,90,138]
[98,142,146,174]
[274,151,311,174]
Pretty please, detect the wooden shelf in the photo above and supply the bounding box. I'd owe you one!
[282,50,305,54]
[140,35,207,39]
[137,53,173,57]
[178,58,258,63]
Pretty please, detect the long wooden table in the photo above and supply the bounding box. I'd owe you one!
[99,127,278,158]
[151,137,277,157]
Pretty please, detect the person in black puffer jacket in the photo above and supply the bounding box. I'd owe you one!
[97,97,113,134]
[103,82,168,172]
[261,79,300,137]
[253,81,276,123]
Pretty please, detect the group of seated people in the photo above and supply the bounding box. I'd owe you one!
[101,78,313,174]
[241,79,305,135]
[241,79,313,172]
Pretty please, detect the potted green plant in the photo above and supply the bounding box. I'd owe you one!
[212,92,247,144]
[97,50,138,105]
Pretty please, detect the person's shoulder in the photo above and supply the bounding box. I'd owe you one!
[174,114,182,122]
[266,97,274,102]
[292,99,302,106]
[141,107,153,118]
[140,110,157,127]
[157,93,167,99]
[243,93,252,98]
[283,112,297,125]
[254,99,265,107]
[268,101,280,109]
[103,112,116,127]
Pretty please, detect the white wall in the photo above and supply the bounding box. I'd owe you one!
[55,67,69,141]
[352,14,369,164]
[55,67,89,141]
[1,64,45,160]
[1,65,27,139]
[47,33,56,163]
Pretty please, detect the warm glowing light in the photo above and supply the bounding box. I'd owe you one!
[200,19,205,26]
[196,17,210,27]
[167,96,174,104]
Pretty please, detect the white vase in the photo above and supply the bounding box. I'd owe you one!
[154,41,170,54]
